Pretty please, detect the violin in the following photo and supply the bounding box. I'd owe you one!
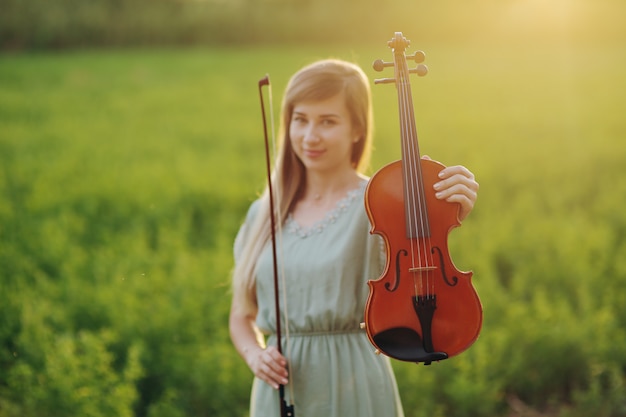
[363,32,482,365]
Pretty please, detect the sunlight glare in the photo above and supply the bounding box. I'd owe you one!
[497,0,588,42]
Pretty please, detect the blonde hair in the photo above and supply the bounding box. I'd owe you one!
[232,59,373,314]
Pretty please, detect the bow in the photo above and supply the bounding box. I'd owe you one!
[258,75,295,417]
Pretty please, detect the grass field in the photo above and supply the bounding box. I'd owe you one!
[1,32,626,416]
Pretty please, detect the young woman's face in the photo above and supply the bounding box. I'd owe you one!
[289,93,361,175]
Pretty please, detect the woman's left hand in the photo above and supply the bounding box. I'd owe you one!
[430,160,479,222]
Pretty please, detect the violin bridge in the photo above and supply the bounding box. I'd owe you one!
[409,266,437,273]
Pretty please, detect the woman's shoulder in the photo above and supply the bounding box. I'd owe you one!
[233,197,264,259]
[244,198,263,223]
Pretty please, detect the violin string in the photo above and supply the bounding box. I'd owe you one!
[408,77,427,297]
[412,64,435,298]
[268,85,296,405]
[396,59,413,289]
[398,57,414,295]
[408,92,429,299]
[400,51,433,298]
[398,56,423,298]
[404,61,419,296]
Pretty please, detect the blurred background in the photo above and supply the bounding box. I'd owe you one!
[1,0,625,416]
[1,0,624,48]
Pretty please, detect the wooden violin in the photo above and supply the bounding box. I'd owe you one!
[363,32,482,365]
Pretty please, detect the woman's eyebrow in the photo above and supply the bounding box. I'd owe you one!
[292,111,342,119]
[318,113,342,119]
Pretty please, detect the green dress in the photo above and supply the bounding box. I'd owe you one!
[235,181,404,417]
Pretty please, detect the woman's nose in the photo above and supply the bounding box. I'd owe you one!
[303,124,320,143]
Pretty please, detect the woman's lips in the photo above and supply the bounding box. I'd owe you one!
[303,149,325,158]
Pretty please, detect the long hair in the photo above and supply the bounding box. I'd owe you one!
[232,59,373,314]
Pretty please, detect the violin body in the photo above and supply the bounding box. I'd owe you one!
[364,159,482,364]
[363,32,482,364]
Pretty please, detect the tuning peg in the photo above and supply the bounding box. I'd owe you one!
[372,59,393,72]
[411,50,426,63]
[374,77,396,85]
[409,64,428,77]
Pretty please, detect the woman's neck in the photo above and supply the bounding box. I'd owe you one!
[302,169,364,204]
[290,169,364,228]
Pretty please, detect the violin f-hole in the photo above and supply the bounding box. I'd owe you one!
[432,246,459,287]
[385,249,408,292]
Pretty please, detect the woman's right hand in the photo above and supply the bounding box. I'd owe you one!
[245,345,289,389]
[229,298,288,389]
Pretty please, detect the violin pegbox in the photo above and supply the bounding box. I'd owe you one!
[372,32,428,85]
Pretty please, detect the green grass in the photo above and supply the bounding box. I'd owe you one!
[1,39,625,416]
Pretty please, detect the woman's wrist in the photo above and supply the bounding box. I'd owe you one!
[242,344,263,367]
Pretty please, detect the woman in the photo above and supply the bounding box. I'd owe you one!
[229,59,478,417]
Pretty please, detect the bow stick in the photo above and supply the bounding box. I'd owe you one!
[258,75,295,417]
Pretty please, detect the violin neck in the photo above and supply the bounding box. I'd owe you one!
[393,46,431,239]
